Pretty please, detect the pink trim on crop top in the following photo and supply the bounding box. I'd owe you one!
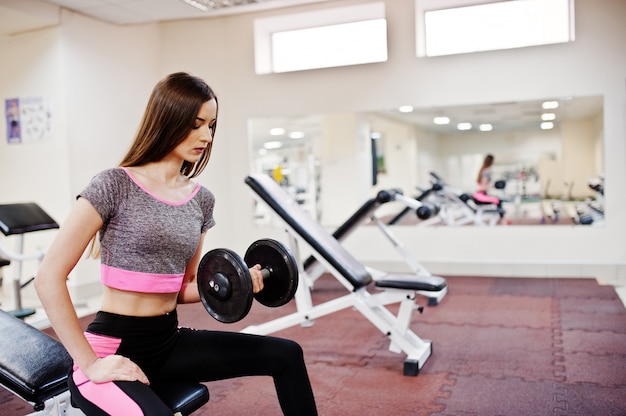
[101,265,184,293]
[121,167,201,206]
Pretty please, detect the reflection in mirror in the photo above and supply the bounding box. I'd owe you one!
[248,96,604,228]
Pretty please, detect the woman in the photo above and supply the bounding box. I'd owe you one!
[35,72,317,415]
[473,154,505,217]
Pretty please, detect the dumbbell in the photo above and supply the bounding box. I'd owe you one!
[197,239,298,323]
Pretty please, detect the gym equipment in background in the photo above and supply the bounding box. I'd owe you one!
[416,172,503,227]
[0,203,59,318]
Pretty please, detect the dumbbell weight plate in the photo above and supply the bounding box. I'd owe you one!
[244,239,298,308]
[197,248,253,323]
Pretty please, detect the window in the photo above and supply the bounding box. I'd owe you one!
[416,0,575,57]
[254,2,387,74]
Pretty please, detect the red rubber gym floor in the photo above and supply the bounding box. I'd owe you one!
[1,274,625,415]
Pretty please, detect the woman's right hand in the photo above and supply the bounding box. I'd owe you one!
[84,355,150,385]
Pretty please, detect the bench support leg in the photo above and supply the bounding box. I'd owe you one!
[25,391,85,416]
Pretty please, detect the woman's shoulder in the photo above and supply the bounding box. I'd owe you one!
[82,168,133,195]
[193,183,216,229]
[195,183,215,202]
[91,167,129,182]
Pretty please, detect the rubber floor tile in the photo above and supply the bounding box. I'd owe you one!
[433,374,562,416]
[560,351,626,386]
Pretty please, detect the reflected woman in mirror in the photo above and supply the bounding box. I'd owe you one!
[473,154,505,218]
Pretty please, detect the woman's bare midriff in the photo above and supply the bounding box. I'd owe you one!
[100,286,179,316]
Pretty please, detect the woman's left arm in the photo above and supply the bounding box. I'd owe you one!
[177,232,206,304]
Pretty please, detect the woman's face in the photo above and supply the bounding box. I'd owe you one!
[173,98,217,164]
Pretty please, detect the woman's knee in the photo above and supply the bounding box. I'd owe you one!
[279,338,304,360]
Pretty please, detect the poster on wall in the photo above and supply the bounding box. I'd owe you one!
[5,98,20,143]
[5,97,51,144]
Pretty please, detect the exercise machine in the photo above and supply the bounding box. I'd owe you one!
[413,172,503,227]
[0,203,59,318]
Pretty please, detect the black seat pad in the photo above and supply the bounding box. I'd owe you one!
[152,381,209,416]
[0,309,72,405]
[375,274,446,292]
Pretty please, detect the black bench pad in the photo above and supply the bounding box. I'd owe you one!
[152,381,209,416]
[0,309,209,414]
[0,309,72,406]
[375,274,447,292]
[0,203,59,236]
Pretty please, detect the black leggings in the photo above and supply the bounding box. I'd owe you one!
[68,310,317,416]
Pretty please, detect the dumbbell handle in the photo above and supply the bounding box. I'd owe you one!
[246,262,272,280]
[260,268,271,279]
[212,265,271,290]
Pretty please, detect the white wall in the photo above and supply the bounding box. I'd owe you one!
[1,0,625,303]
[0,28,69,286]
[561,117,600,198]
[0,10,161,296]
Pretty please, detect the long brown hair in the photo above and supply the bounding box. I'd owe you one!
[120,72,218,178]
[476,154,494,183]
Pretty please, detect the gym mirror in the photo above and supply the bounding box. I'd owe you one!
[248,95,604,228]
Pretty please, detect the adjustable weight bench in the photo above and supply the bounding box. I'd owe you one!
[0,309,209,415]
[242,174,447,376]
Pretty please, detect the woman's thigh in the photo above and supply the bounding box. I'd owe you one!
[157,328,303,381]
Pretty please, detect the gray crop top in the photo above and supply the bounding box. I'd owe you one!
[78,168,215,293]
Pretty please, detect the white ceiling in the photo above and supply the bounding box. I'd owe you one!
[382,95,604,135]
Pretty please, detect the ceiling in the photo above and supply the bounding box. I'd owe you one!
[382,95,604,135]
[0,0,333,35]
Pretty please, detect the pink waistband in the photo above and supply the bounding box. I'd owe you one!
[101,264,184,294]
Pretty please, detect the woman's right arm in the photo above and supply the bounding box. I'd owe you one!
[35,197,149,384]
